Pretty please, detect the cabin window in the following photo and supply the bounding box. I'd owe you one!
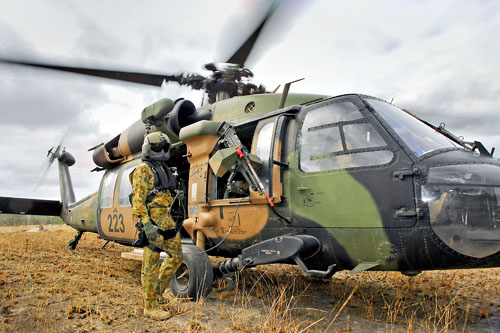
[118,164,138,206]
[299,101,393,172]
[254,122,274,189]
[100,169,120,208]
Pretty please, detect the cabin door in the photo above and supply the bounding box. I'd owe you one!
[287,96,416,229]
[97,161,139,243]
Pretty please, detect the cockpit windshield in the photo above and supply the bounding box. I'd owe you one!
[365,99,458,157]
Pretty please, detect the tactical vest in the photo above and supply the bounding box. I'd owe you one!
[141,159,177,206]
[130,159,181,250]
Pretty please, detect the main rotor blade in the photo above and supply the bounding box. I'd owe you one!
[226,1,279,67]
[0,58,181,87]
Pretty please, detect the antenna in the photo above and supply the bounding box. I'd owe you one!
[278,78,305,109]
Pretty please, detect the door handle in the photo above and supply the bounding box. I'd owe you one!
[297,186,309,191]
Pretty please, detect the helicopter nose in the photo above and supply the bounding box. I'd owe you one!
[421,163,500,258]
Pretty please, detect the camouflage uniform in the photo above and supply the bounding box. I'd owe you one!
[130,162,182,311]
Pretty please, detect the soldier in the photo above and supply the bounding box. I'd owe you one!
[130,132,183,320]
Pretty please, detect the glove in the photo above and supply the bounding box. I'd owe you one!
[143,222,158,241]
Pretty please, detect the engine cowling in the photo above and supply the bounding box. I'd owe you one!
[91,98,212,169]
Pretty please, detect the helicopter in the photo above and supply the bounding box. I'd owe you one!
[1,2,500,301]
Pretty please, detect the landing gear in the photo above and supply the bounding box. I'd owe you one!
[68,230,84,250]
[170,244,214,301]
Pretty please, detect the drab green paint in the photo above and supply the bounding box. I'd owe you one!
[287,152,395,268]
[290,169,383,228]
[212,93,328,123]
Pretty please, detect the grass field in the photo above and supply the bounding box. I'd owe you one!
[0,224,499,332]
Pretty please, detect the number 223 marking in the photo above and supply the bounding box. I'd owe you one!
[107,213,125,233]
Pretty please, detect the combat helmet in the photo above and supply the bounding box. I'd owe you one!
[142,132,171,160]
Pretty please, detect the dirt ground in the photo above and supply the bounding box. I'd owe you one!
[0,225,499,332]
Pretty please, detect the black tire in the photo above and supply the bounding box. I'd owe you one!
[170,244,213,300]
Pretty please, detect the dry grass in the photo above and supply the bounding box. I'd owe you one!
[1,225,499,332]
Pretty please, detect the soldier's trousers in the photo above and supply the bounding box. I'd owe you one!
[142,232,182,310]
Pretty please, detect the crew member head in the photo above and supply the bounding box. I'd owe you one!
[142,132,171,161]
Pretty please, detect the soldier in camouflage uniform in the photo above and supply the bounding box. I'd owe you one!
[130,132,183,320]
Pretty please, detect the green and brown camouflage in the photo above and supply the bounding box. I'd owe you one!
[3,91,500,298]
[142,235,182,310]
[64,193,98,233]
[131,161,182,310]
[2,3,498,300]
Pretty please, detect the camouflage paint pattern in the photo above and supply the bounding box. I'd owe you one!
[130,162,182,309]
[66,192,98,233]
[54,92,500,284]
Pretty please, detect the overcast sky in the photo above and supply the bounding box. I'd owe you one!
[1,0,499,201]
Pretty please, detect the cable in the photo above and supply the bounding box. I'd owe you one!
[203,198,244,253]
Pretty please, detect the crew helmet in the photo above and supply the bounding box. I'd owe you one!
[142,132,171,158]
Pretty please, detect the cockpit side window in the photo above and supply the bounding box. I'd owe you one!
[299,100,394,173]
[99,169,120,208]
[118,163,139,206]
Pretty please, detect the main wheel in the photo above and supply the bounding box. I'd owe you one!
[170,244,214,300]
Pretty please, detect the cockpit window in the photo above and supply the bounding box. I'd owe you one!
[299,101,393,172]
[344,123,386,150]
[303,102,363,128]
[100,168,120,208]
[118,163,139,206]
[365,99,457,157]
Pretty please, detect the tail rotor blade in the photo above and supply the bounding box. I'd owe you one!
[33,126,71,191]
[33,159,53,191]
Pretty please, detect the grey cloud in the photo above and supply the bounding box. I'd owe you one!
[0,120,105,199]
[71,11,129,62]
[422,25,446,39]
[476,0,500,22]
[400,74,500,141]
[0,69,108,128]
[0,20,37,56]
[75,25,128,62]
[381,39,402,54]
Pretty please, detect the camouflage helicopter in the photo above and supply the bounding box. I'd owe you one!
[1,3,500,301]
